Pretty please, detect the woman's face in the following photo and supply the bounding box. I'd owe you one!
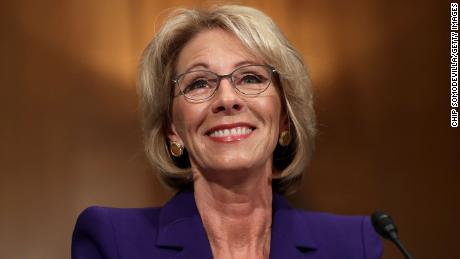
[169,29,285,175]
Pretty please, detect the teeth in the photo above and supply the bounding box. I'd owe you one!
[209,127,253,137]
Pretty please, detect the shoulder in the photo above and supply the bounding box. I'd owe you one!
[72,206,162,259]
[298,210,371,233]
[73,206,161,235]
[295,210,383,258]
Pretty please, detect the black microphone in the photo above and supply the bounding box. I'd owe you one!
[371,211,413,259]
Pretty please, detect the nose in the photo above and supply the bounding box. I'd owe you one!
[211,78,245,114]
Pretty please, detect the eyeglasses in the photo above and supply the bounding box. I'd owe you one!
[173,64,276,102]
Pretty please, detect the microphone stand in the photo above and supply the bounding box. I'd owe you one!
[371,211,413,259]
[392,238,413,259]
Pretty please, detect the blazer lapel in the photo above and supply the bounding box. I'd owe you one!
[156,191,213,259]
[270,193,321,259]
[156,191,321,259]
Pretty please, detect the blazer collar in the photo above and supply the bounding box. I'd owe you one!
[156,190,319,259]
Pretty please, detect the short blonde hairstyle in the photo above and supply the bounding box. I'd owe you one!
[138,5,316,194]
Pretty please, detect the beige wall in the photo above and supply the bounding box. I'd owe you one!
[0,1,457,258]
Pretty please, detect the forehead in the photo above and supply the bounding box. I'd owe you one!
[175,28,262,74]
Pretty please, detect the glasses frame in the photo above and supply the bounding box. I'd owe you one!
[172,64,277,102]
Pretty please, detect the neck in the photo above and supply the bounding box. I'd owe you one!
[193,165,273,259]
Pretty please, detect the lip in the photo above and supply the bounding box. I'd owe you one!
[205,122,256,143]
[205,122,256,135]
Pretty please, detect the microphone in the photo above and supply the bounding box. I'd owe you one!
[371,211,413,259]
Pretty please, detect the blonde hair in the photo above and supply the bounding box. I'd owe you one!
[138,5,316,194]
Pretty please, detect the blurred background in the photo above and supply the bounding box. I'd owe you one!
[0,0,457,258]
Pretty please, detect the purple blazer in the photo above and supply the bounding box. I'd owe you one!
[72,191,383,258]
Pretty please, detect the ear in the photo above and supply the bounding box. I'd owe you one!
[167,122,183,145]
[279,111,290,132]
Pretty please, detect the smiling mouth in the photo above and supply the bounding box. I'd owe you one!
[208,126,253,137]
[206,123,256,143]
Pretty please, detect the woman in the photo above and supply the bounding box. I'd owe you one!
[72,5,383,259]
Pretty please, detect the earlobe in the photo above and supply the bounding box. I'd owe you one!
[167,124,185,158]
[278,113,291,147]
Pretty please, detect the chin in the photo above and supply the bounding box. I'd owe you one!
[208,155,265,172]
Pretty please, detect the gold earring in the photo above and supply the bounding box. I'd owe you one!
[278,130,291,147]
[170,142,183,157]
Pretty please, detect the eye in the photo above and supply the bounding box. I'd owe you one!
[183,79,209,93]
[239,74,264,84]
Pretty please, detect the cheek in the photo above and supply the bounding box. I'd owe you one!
[259,96,282,125]
[171,100,207,138]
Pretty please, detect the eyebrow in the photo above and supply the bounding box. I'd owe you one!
[183,60,260,74]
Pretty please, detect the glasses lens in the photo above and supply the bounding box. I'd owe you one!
[178,71,218,100]
[232,65,272,95]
